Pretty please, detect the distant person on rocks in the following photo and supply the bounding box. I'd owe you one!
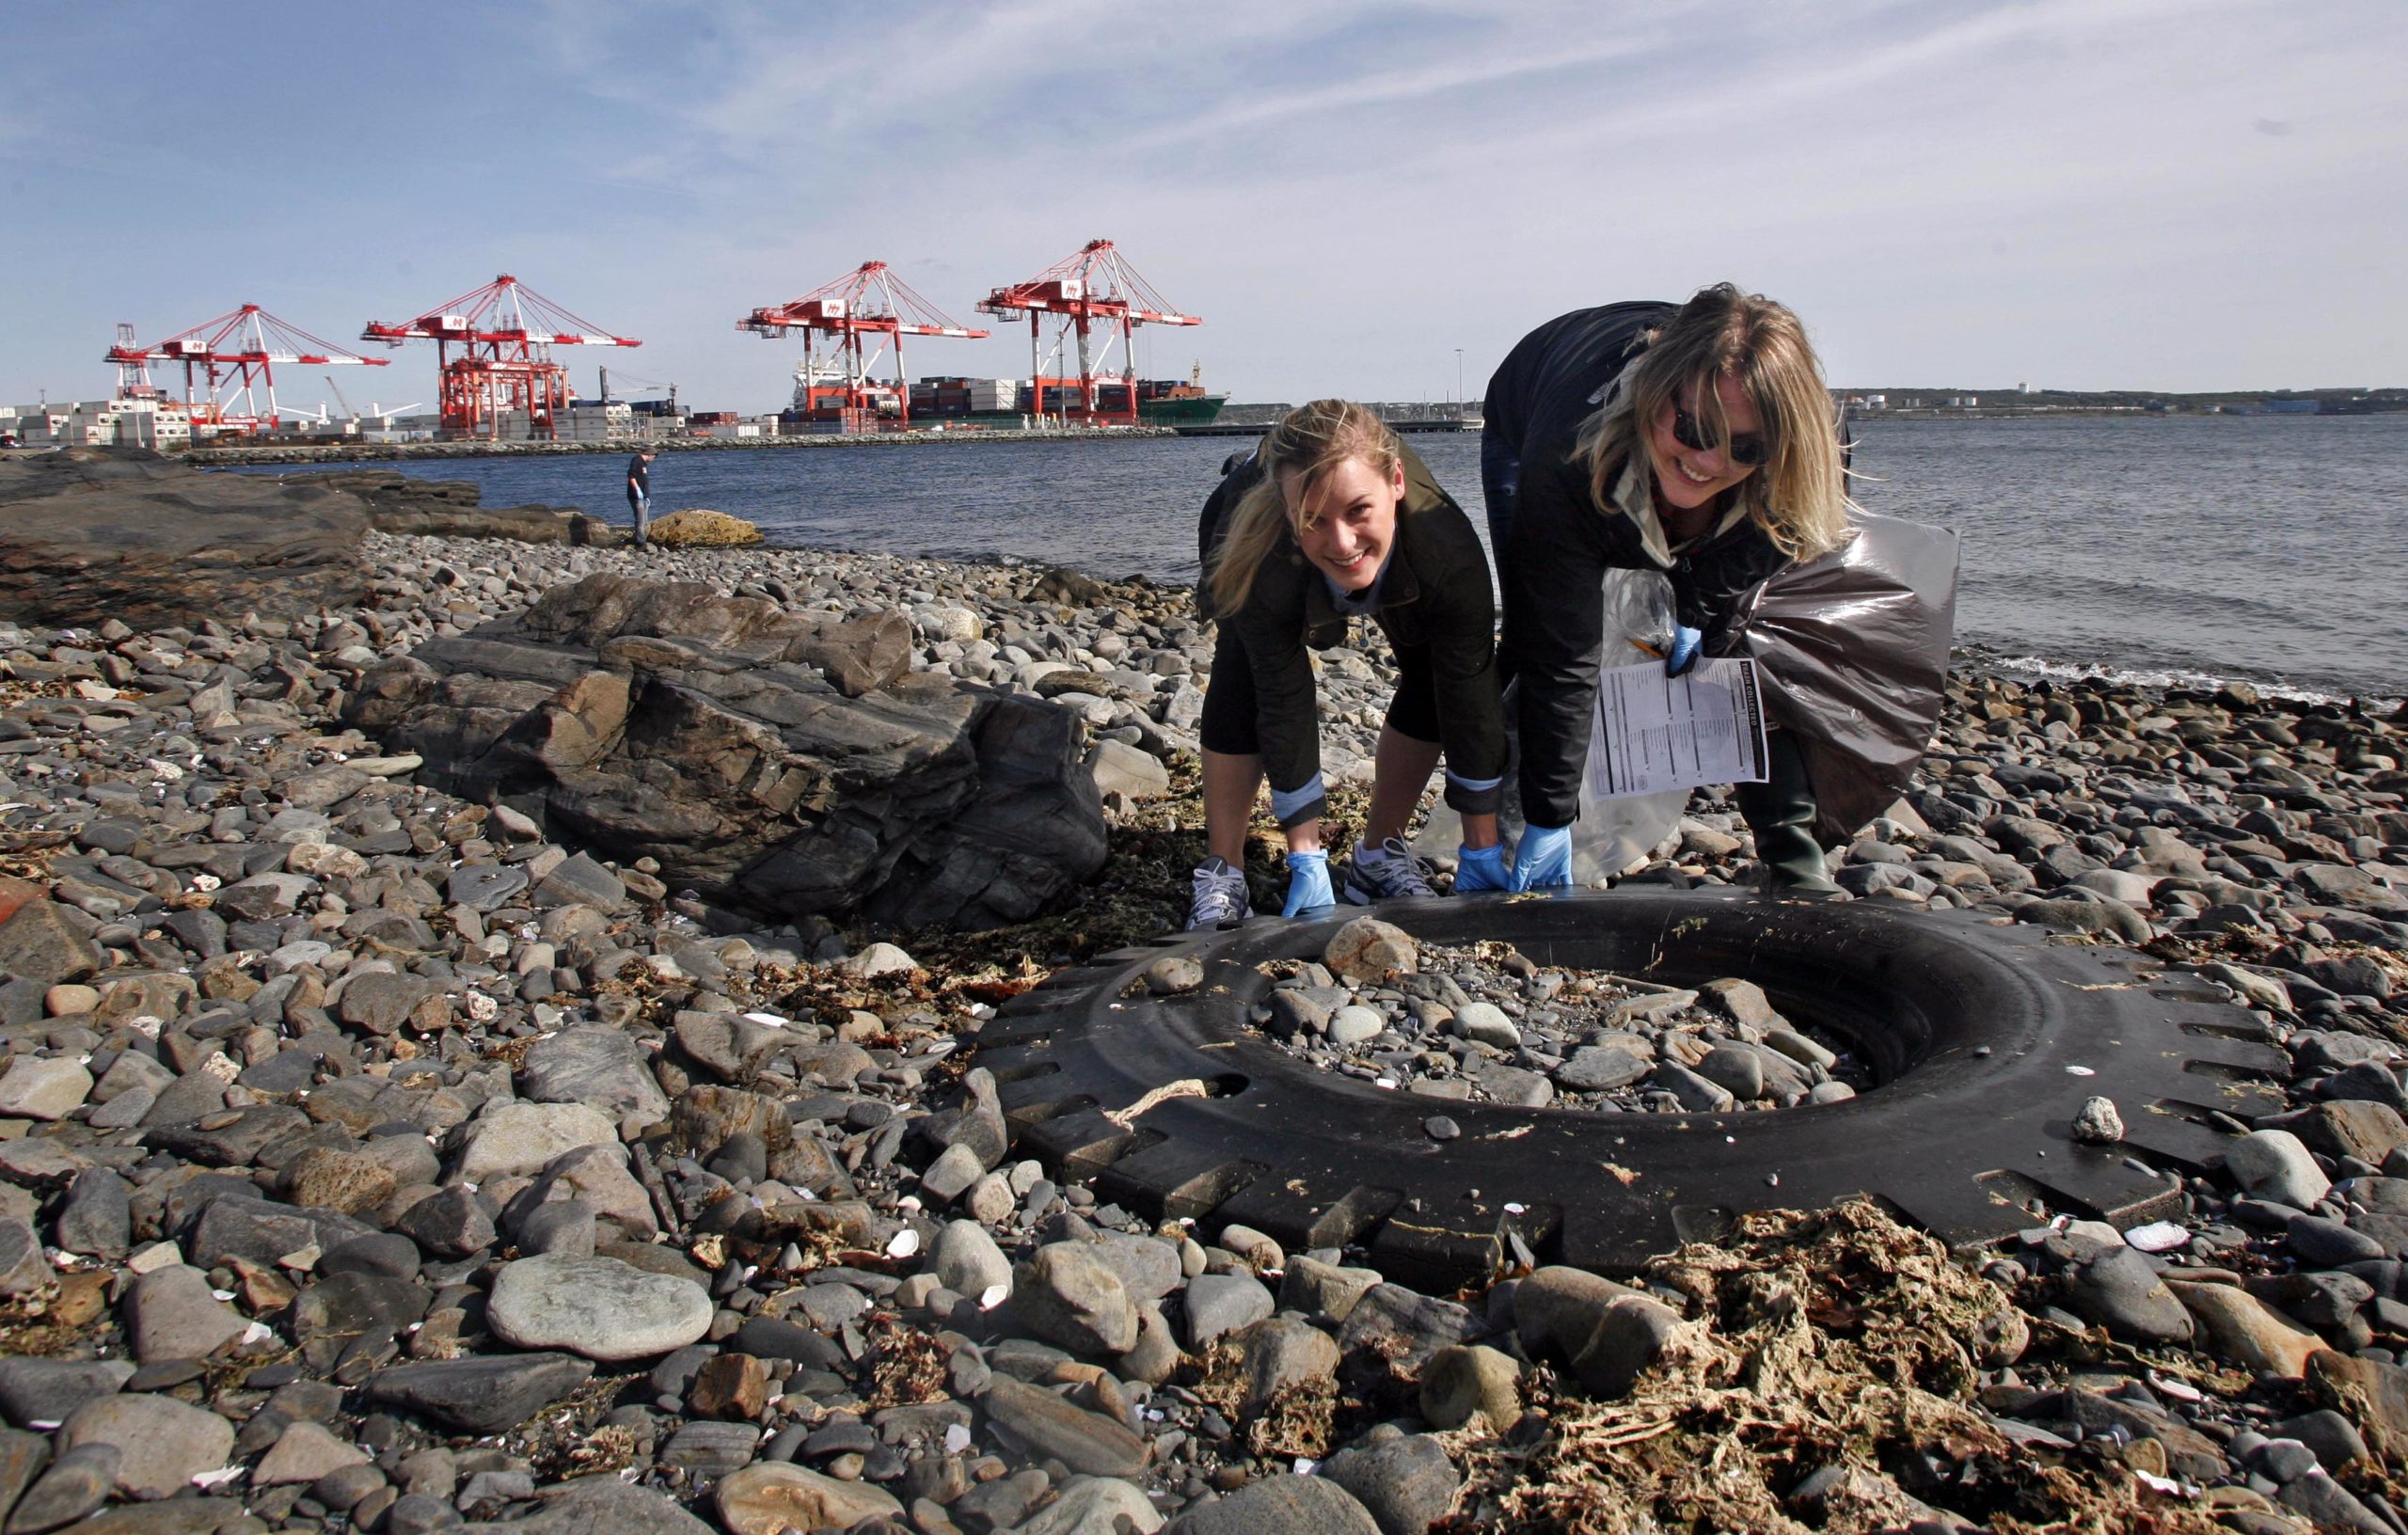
[1481,284,1858,895]
[1184,400,1508,930]
[626,449,656,548]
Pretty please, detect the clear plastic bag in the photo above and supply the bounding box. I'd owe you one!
[1413,568,1687,883]
[1569,569,1687,880]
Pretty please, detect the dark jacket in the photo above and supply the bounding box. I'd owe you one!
[1199,440,1507,827]
[1484,303,1791,830]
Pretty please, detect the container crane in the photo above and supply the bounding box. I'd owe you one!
[105,305,388,434]
[363,275,639,441]
[976,240,1199,427]
[737,261,989,429]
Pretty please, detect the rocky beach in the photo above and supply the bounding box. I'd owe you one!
[1,448,2406,1535]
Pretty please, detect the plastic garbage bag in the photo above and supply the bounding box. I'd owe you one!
[1724,513,1961,846]
[1414,568,1687,884]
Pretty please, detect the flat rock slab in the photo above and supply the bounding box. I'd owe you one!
[485,1253,713,1361]
[362,1353,594,1435]
[0,447,368,626]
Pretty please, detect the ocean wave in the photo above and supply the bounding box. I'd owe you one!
[1956,645,2400,709]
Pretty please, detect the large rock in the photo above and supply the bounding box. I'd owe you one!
[484,1253,713,1361]
[283,468,618,545]
[647,509,764,547]
[0,447,368,625]
[346,573,1107,931]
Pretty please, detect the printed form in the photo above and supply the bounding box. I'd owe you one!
[1586,658,1770,799]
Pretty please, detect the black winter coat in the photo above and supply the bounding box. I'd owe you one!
[1198,440,1508,828]
[1483,303,1791,830]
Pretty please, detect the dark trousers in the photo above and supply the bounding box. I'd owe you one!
[1735,731,1834,892]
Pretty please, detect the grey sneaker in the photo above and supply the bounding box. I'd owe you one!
[1186,857,1252,930]
[1340,837,1435,904]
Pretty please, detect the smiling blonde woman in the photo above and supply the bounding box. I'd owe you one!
[1185,400,1509,929]
[1481,285,1859,894]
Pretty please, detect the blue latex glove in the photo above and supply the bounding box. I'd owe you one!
[1454,843,1510,893]
[1511,824,1574,892]
[1665,625,1704,678]
[1281,848,1335,919]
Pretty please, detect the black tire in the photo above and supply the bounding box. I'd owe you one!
[976,890,2288,1287]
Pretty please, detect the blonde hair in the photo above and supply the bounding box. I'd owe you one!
[1206,399,1402,615]
[1574,283,1853,562]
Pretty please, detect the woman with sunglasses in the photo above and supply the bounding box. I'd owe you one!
[1480,284,1856,895]
[1183,399,1509,929]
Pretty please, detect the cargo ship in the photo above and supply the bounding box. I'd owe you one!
[901,369,1227,427]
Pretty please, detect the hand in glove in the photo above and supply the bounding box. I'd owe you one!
[1510,824,1574,892]
[1281,848,1335,919]
[1663,625,1703,677]
[1453,843,1510,893]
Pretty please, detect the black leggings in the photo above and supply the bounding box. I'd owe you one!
[1198,623,1440,757]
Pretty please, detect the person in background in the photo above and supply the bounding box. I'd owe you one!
[626,449,656,548]
[1184,400,1510,929]
[1481,285,1856,894]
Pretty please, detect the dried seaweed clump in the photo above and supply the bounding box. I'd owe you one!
[1444,1198,2226,1535]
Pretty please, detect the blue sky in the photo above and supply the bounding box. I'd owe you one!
[4,1,2401,413]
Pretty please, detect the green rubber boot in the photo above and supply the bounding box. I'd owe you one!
[1737,732,1842,897]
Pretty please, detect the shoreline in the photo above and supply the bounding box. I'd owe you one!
[180,426,1182,467]
[0,526,2404,1530]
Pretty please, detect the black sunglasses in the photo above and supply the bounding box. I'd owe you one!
[1671,403,1769,467]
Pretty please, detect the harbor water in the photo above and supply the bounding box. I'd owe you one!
[230,414,2408,701]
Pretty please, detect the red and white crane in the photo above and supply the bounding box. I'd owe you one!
[977,240,1199,427]
[737,261,989,429]
[104,306,388,434]
[363,275,639,441]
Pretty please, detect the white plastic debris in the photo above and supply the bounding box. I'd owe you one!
[978,1283,1009,1312]
[2065,1065,2096,1077]
[886,1228,923,1260]
[2123,1221,2190,1253]
[743,1011,791,1029]
[943,1423,973,1454]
